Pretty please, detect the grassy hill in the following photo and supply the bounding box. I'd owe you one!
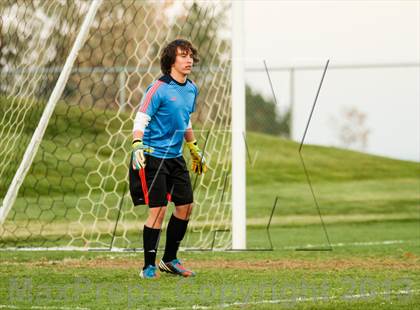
[247,131,418,183]
[246,132,419,220]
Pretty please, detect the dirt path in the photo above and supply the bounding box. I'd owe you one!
[1,256,418,271]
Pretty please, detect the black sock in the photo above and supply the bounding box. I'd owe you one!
[162,214,189,262]
[143,225,161,269]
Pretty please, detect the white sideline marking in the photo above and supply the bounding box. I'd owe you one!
[282,239,417,250]
[159,289,420,310]
[0,306,89,310]
[0,239,417,252]
[2,290,417,310]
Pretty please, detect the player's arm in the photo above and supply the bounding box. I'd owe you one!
[184,120,207,175]
[184,120,195,143]
[131,113,152,170]
[131,83,161,170]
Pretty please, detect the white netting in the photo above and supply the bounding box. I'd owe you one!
[0,0,232,250]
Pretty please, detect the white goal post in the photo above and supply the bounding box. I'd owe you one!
[231,0,246,249]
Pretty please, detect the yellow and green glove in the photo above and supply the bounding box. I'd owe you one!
[131,139,153,170]
[186,140,207,175]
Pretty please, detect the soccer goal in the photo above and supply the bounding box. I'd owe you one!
[0,0,246,250]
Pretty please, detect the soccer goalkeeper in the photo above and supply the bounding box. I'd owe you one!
[130,39,207,279]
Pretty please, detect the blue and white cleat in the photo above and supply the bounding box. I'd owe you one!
[159,259,196,277]
[139,265,159,279]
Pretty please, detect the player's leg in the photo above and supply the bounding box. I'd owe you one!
[141,205,167,279]
[159,204,195,277]
[161,203,192,263]
[140,156,169,279]
[159,157,195,277]
[143,206,167,262]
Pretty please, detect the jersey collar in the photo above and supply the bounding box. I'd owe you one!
[168,74,188,86]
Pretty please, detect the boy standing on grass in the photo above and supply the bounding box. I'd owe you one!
[130,39,207,279]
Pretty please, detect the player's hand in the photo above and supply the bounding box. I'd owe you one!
[132,140,153,170]
[186,140,207,175]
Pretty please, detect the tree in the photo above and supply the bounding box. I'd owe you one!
[329,105,370,151]
[0,1,87,97]
[246,85,290,137]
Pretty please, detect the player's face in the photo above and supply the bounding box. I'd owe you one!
[172,47,194,76]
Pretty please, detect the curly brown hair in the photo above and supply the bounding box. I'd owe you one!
[160,39,199,75]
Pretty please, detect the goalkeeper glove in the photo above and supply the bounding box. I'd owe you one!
[131,139,153,170]
[186,140,207,175]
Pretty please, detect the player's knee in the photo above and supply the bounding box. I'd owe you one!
[174,203,193,220]
[147,206,167,226]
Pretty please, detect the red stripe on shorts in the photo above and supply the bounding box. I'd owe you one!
[139,168,149,205]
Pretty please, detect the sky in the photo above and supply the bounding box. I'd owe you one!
[243,0,419,161]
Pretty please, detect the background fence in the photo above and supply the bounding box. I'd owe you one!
[245,61,420,161]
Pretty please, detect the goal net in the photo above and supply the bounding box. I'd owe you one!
[0,0,234,250]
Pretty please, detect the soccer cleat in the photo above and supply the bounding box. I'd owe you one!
[158,259,196,277]
[139,265,159,279]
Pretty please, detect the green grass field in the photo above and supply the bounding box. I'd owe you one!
[1,98,419,309]
[0,223,419,309]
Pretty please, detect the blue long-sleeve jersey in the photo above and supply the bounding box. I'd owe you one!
[137,74,198,158]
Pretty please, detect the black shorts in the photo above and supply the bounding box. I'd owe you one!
[129,154,194,208]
